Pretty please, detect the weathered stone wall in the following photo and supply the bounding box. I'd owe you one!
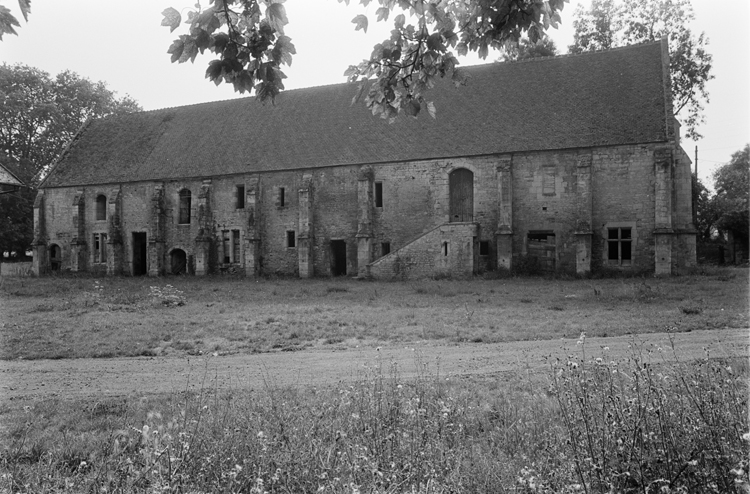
[36,142,695,277]
[369,223,478,279]
[591,145,658,273]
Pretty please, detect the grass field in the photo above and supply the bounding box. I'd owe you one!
[1,268,747,360]
[0,269,747,492]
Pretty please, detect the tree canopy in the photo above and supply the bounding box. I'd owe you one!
[498,35,558,62]
[569,0,712,140]
[712,144,749,242]
[0,64,141,256]
[162,0,566,121]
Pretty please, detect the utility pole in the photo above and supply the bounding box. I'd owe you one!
[695,145,698,175]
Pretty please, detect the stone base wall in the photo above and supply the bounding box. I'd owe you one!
[369,223,477,279]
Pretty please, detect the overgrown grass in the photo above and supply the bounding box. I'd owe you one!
[1,267,747,360]
[1,340,747,492]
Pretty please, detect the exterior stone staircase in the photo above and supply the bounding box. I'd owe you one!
[368,222,478,279]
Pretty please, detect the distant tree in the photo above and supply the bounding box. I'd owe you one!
[498,35,558,62]
[0,64,141,256]
[163,0,565,121]
[692,173,721,242]
[569,0,713,140]
[713,144,749,244]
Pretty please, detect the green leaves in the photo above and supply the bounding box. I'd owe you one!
[163,0,565,118]
[161,7,181,33]
[266,3,288,34]
[351,14,368,33]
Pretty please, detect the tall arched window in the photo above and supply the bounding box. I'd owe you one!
[178,189,191,224]
[96,194,107,221]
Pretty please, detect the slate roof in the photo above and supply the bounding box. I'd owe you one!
[43,41,670,188]
[0,163,24,187]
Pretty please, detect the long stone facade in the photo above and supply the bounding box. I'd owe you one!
[32,143,696,278]
[32,41,697,278]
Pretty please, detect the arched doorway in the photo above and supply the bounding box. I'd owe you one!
[49,244,61,271]
[449,168,473,222]
[170,249,187,275]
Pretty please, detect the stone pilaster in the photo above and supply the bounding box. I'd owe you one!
[298,172,314,278]
[31,190,47,275]
[495,158,513,270]
[148,184,166,276]
[654,148,674,275]
[194,179,213,276]
[106,186,123,275]
[244,176,261,277]
[70,191,87,272]
[575,153,593,275]
[356,166,374,278]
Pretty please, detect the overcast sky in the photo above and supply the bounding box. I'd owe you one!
[2,0,748,185]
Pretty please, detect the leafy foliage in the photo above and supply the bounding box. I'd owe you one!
[164,0,566,121]
[0,0,29,40]
[498,34,558,62]
[713,144,749,243]
[692,173,721,242]
[0,64,141,255]
[569,0,713,140]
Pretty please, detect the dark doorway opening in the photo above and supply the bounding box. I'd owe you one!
[449,168,474,222]
[132,232,148,276]
[330,240,347,276]
[170,249,187,275]
[49,244,61,271]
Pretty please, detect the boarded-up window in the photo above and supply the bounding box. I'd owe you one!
[542,167,555,195]
[608,227,632,266]
[232,229,240,262]
[96,195,107,221]
[449,168,473,222]
[222,230,242,263]
[236,185,245,209]
[527,231,555,271]
[93,233,107,264]
[178,189,191,224]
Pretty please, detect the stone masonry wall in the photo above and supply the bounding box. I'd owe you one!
[37,142,694,277]
[369,223,477,279]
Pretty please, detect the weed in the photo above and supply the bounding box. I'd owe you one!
[326,286,348,293]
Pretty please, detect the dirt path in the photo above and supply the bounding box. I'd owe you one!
[1,329,746,407]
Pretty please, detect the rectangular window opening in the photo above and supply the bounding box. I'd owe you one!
[279,187,286,207]
[479,241,490,256]
[94,233,108,264]
[374,182,383,208]
[236,185,245,209]
[222,230,231,264]
[381,242,391,256]
[232,230,240,263]
[286,230,296,248]
[607,227,633,266]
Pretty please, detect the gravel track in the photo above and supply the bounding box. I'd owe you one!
[1,328,746,407]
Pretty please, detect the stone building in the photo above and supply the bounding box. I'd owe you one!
[32,40,696,279]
